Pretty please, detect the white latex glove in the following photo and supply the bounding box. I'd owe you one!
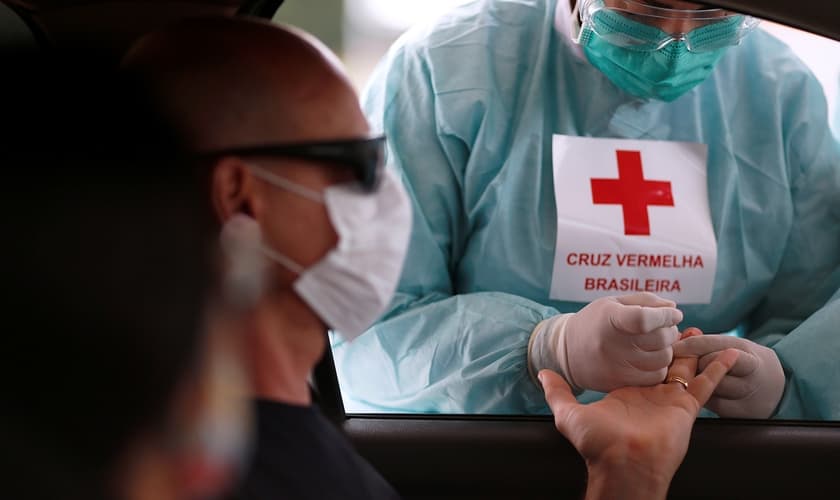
[672,335,785,418]
[528,293,683,393]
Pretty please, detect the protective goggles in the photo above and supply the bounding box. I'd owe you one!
[201,135,386,192]
[578,0,761,53]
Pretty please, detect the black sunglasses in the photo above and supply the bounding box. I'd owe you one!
[200,135,386,192]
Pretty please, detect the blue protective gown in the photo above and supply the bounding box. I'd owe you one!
[834,75,840,141]
[333,0,840,419]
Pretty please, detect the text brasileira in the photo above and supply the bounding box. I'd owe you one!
[566,253,705,293]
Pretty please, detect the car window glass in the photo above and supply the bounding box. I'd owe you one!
[276,1,840,421]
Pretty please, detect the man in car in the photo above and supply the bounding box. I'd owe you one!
[123,17,410,499]
[336,0,840,420]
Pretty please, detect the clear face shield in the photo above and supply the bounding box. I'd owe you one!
[576,0,761,53]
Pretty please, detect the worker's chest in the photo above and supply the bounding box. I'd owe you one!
[453,97,792,331]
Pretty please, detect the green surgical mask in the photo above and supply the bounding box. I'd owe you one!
[580,10,741,102]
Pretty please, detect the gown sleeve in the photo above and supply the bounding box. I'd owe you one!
[332,40,560,414]
[745,70,840,420]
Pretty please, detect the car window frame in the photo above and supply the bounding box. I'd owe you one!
[316,0,840,422]
[272,0,839,496]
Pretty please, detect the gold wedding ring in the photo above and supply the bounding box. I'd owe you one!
[665,375,689,390]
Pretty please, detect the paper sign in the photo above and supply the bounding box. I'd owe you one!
[549,135,717,304]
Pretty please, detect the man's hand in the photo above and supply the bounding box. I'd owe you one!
[539,328,739,500]
[672,334,785,418]
[528,293,683,393]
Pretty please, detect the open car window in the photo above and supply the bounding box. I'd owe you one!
[275,1,840,422]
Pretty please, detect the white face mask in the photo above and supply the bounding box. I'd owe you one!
[220,166,412,341]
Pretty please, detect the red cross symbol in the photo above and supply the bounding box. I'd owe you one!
[590,150,674,236]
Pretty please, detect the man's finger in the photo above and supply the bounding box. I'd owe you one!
[681,327,704,340]
[672,334,747,358]
[539,369,580,433]
[667,346,699,384]
[687,349,740,406]
[662,328,704,385]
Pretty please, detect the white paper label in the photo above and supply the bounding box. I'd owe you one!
[550,135,717,304]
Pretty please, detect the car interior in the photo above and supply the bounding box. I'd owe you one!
[2,0,838,498]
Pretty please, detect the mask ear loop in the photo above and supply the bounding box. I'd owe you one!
[220,214,306,308]
[248,165,325,203]
[245,166,329,275]
[261,245,305,275]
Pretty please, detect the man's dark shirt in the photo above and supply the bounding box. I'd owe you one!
[231,400,401,500]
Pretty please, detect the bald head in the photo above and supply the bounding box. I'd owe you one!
[123,17,368,151]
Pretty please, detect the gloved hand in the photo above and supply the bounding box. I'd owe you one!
[672,335,785,418]
[528,293,683,393]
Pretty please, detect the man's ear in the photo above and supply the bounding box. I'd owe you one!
[210,157,256,222]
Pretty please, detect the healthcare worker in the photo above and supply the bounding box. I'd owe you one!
[333,0,840,419]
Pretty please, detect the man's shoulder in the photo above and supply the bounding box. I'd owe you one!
[232,401,400,500]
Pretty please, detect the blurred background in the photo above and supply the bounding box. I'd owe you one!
[274,0,840,137]
[274,0,471,92]
[0,0,836,136]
